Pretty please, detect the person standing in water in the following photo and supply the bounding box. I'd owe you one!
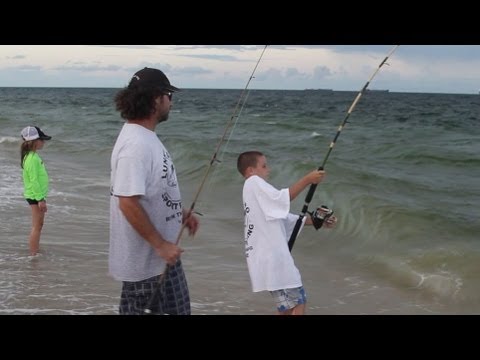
[237,150,337,315]
[20,126,52,256]
[109,67,199,315]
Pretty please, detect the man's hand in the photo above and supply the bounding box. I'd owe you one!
[183,210,200,236]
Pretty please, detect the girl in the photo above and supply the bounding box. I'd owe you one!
[20,126,52,256]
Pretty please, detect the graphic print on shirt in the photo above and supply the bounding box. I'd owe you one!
[243,202,254,258]
[162,150,178,187]
[161,149,182,223]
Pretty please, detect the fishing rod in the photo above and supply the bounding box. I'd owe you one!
[175,45,268,246]
[144,45,269,314]
[288,45,400,252]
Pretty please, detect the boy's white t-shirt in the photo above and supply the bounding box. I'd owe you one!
[242,175,306,292]
[109,123,183,282]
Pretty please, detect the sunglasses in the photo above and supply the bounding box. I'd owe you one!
[164,92,173,101]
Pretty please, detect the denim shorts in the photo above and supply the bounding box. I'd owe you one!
[270,286,307,312]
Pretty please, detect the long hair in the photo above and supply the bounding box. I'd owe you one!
[21,141,36,169]
[115,85,165,120]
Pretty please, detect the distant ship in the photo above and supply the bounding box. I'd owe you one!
[367,89,389,93]
[303,88,334,92]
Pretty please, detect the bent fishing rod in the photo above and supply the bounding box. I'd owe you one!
[288,45,400,252]
[144,45,268,314]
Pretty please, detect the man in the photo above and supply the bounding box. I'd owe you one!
[109,67,199,315]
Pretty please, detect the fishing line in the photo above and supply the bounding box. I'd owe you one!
[177,45,268,244]
[288,45,400,252]
[144,45,269,314]
[205,89,253,195]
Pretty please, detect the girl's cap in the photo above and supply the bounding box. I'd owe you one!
[21,126,52,141]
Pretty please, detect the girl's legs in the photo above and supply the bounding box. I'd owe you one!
[29,204,45,255]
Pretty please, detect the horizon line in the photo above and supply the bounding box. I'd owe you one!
[0,86,477,96]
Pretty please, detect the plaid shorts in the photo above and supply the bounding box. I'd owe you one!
[270,286,307,312]
[119,260,190,315]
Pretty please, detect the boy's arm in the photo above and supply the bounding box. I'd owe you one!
[288,170,325,201]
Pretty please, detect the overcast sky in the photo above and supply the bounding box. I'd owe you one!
[0,45,479,94]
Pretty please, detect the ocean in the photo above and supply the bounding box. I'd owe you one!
[0,87,478,314]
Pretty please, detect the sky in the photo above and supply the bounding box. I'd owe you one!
[0,45,479,94]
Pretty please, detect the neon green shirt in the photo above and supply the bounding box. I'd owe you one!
[22,152,49,201]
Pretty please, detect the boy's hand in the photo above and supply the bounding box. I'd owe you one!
[309,170,326,184]
[324,215,337,229]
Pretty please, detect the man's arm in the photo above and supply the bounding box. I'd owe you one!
[118,195,183,265]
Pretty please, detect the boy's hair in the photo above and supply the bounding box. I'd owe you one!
[237,151,264,176]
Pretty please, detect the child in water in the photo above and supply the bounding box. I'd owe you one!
[20,126,52,256]
[237,150,337,315]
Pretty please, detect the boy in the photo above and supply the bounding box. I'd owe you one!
[237,151,336,315]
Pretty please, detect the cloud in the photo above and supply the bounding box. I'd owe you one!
[89,45,157,50]
[285,67,308,80]
[397,45,480,60]
[7,55,26,60]
[6,65,43,71]
[173,66,212,76]
[0,45,479,92]
[53,64,121,72]
[174,45,261,52]
[312,66,332,80]
[178,54,240,61]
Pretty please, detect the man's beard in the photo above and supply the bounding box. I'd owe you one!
[158,112,169,124]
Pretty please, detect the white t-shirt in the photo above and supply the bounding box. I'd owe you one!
[109,123,183,282]
[242,175,306,292]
